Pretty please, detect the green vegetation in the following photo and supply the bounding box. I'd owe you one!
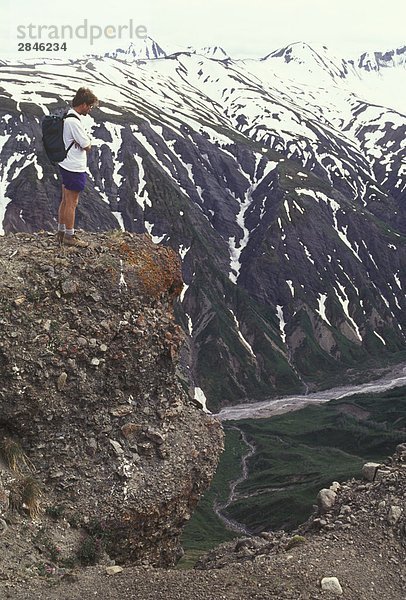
[285,535,306,550]
[228,386,405,532]
[178,428,246,568]
[181,386,406,564]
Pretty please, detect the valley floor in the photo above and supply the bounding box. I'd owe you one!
[217,361,406,422]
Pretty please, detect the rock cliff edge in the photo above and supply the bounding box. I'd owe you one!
[0,231,223,572]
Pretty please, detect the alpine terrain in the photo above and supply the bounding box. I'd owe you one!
[0,39,405,410]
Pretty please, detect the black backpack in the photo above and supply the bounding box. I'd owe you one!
[42,112,80,165]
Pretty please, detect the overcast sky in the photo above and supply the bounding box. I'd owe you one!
[0,0,405,60]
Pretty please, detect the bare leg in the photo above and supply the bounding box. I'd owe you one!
[61,189,80,231]
[58,185,66,226]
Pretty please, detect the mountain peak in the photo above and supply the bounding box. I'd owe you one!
[185,45,230,60]
[199,46,230,60]
[106,36,166,60]
[262,41,329,62]
[260,41,350,82]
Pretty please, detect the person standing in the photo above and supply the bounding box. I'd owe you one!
[57,87,98,247]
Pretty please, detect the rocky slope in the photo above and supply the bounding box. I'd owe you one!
[0,441,405,598]
[0,44,405,409]
[190,445,406,599]
[0,231,223,573]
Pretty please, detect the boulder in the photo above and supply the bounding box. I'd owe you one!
[361,462,381,482]
[317,489,337,513]
[374,468,391,482]
[105,566,123,575]
[321,577,343,595]
[387,506,402,525]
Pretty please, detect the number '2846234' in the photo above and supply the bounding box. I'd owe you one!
[18,42,67,51]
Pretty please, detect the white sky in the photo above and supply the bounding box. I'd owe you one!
[0,0,405,60]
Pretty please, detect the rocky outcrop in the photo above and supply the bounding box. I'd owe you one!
[193,443,406,598]
[0,231,223,569]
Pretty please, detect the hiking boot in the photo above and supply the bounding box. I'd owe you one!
[62,234,89,248]
[56,231,65,245]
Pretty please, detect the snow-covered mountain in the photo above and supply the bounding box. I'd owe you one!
[105,38,406,112]
[105,37,167,60]
[185,46,230,60]
[253,41,406,114]
[260,41,406,79]
[355,45,406,72]
[0,40,405,409]
[261,42,353,82]
[198,46,230,60]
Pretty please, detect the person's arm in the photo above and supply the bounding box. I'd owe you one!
[70,120,92,150]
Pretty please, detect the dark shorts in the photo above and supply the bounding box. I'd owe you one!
[60,167,87,192]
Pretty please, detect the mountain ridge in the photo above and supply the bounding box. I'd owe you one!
[99,37,406,70]
[0,42,405,409]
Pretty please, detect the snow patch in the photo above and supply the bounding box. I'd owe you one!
[229,309,256,357]
[112,211,125,231]
[180,283,189,303]
[286,280,295,297]
[194,387,210,413]
[373,331,386,346]
[394,271,402,290]
[186,313,193,334]
[316,293,331,326]
[276,305,287,344]
[144,221,166,244]
[334,283,362,341]
[179,244,190,260]
[133,154,152,209]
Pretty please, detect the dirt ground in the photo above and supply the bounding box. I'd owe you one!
[0,522,404,600]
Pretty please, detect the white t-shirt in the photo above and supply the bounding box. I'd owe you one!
[58,108,92,172]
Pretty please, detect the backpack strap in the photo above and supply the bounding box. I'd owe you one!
[63,112,81,154]
[63,112,80,121]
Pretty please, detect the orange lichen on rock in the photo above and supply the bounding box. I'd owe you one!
[111,234,183,301]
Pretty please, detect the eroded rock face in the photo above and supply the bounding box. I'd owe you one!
[0,231,223,566]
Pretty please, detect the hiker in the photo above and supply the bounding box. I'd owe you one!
[57,87,98,247]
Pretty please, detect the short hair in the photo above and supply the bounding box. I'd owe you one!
[72,87,99,107]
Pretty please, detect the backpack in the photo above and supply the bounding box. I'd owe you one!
[42,112,80,165]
